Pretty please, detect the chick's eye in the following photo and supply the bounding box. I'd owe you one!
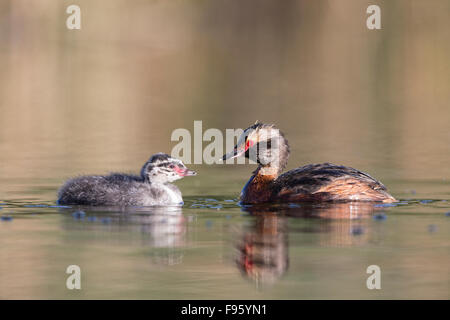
[169,164,175,169]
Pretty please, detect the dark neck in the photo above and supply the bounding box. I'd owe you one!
[240,168,278,204]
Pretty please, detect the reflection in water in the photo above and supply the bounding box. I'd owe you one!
[2,198,447,298]
[61,206,187,266]
[62,202,382,286]
[61,202,384,288]
[236,202,379,287]
[235,211,289,287]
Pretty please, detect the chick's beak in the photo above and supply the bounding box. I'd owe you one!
[181,168,197,176]
[184,169,197,176]
[173,166,197,177]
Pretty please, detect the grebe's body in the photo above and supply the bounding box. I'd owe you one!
[223,123,396,204]
[240,162,395,204]
[57,153,196,206]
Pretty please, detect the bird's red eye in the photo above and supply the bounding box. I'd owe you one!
[245,140,254,151]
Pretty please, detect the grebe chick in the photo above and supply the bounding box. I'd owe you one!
[222,122,396,204]
[57,153,196,206]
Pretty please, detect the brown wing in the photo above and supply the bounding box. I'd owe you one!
[272,163,395,202]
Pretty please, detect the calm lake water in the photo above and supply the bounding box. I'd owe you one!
[0,168,449,299]
[0,1,449,299]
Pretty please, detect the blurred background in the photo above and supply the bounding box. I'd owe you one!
[0,0,449,299]
[0,0,449,196]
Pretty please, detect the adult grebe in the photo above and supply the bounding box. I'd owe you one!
[57,153,196,206]
[222,123,396,204]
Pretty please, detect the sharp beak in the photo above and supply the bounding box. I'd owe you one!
[221,144,246,161]
[182,169,197,176]
[176,167,197,176]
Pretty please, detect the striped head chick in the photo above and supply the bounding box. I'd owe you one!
[141,153,196,184]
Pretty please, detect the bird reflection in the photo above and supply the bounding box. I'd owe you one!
[61,206,187,266]
[236,202,380,286]
[235,210,288,287]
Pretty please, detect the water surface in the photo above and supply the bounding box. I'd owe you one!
[0,190,448,299]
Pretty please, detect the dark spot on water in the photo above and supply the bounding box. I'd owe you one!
[445,211,450,217]
[1,215,13,221]
[374,203,397,208]
[428,224,438,233]
[101,218,112,224]
[420,200,433,204]
[72,211,86,220]
[210,205,222,210]
[87,216,97,222]
[224,200,235,203]
[350,226,364,235]
[205,220,213,228]
[373,213,387,221]
[288,203,301,208]
[24,204,48,208]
